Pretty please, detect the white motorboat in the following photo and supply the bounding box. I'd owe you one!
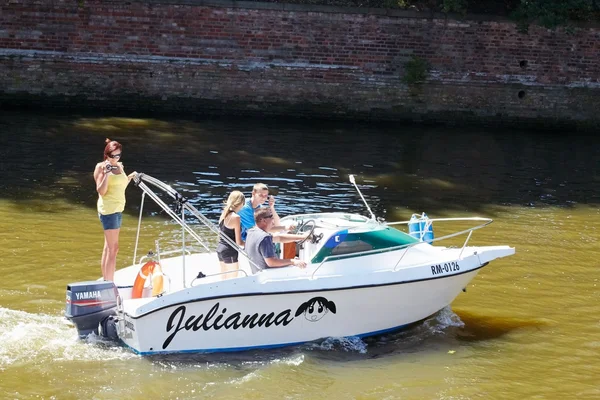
[65,174,515,355]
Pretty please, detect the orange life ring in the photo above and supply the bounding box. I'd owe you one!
[131,261,164,299]
[151,263,164,297]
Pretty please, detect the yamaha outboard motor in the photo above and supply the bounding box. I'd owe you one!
[65,281,119,338]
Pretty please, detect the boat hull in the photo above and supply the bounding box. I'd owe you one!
[118,268,480,355]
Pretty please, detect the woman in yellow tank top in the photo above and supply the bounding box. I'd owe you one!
[93,139,137,281]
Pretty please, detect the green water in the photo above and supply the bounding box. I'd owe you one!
[0,111,599,399]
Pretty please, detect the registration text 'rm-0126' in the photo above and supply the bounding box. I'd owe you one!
[431,262,460,276]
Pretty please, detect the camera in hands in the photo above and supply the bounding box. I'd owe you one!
[105,164,118,172]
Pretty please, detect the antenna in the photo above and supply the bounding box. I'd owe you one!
[349,174,376,220]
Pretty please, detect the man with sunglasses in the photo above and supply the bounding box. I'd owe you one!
[245,208,308,274]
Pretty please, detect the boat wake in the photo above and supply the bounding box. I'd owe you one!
[307,336,369,353]
[0,307,136,370]
[306,307,465,356]
[422,306,465,333]
[0,306,463,371]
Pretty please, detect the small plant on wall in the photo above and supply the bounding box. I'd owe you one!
[402,56,429,84]
[442,0,467,14]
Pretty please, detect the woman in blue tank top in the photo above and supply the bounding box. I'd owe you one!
[217,191,245,279]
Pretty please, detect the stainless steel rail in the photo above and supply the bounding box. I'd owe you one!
[310,217,493,279]
[131,173,261,287]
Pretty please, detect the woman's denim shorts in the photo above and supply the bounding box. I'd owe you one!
[99,212,123,230]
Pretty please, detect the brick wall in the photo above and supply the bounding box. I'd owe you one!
[1,0,599,128]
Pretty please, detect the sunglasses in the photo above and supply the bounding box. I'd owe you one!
[108,153,121,159]
[262,214,273,220]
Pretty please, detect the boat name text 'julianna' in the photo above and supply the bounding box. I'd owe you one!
[430,261,460,275]
[163,303,294,349]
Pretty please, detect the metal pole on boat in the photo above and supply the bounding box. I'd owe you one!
[133,173,265,275]
[349,174,376,220]
[132,192,146,265]
[182,206,186,288]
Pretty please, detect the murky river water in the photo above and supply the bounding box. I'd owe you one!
[0,111,599,399]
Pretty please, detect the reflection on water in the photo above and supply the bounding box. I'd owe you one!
[453,309,549,342]
[1,110,599,399]
[2,111,599,219]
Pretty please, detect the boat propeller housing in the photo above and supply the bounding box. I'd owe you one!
[65,281,119,338]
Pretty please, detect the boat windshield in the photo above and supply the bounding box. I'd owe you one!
[311,227,419,263]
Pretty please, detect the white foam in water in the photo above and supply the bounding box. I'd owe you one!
[232,353,305,370]
[225,354,305,385]
[278,354,305,366]
[312,336,368,353]
[0,307,136,370]
[259,354,305,367]
[307,308,463,353]
[228,370,262,384]
[424,306,465,334]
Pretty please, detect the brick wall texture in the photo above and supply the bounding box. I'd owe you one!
[1,0,599,128]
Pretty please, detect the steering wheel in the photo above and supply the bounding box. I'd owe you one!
[293,220,316,245]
